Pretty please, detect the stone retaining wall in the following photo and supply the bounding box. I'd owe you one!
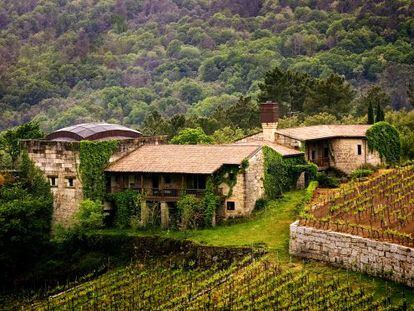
[290,220,414,287]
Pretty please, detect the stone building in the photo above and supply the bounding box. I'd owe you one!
[105,145,263,227]
[21,123,164,226]
[239,102,381,174]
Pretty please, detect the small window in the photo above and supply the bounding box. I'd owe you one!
[311,150,316,160]
[357,144,362,155]
[66,177,75,188]
[49,176,57,187]
[324,147,329,158]
[164,175,171,184]
[226,201,236,211]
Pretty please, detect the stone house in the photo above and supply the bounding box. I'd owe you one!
[22,123,164,226]
[240,102,381,174]
[105,144,266,227]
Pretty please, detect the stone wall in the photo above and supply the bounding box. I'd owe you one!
[223,148,264,218]
[21,137,164,226]
[290,221,414,287]
[330,138,381,174]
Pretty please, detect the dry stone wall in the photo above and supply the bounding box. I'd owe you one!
[290,221,414,287]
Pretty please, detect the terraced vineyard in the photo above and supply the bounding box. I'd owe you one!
[300,165,414,247]
[11,255,410,311]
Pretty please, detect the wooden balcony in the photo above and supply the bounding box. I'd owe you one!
[113,187,210,202]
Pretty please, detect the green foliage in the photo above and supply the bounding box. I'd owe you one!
[1,1,413,131]
[79,141,119,202]
[212,127,245,144]
[75,200,104,230]
[170,127,213,144]
[110,190,142,229]
[350,169,374,179]
[316,172,340,188]
[176,195,204,230]
[0,153,53,283]
[375,103,385,122]
[0,121,44,166]
[368,102,375,124]
[263,146,314,199]
[366,121,401,165]
[202,179,220,227]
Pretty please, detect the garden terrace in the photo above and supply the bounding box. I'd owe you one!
[300,166,414,247]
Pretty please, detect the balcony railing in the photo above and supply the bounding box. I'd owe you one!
[116,187,207,198]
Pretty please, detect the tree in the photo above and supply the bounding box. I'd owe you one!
[0,152,53,284]
[170,127,213,144]
[375,102,385,122]
[212,127,245,144]
[367,102,374,124]
[0,121,44,167]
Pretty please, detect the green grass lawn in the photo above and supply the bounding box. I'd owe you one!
[96,190,414,304]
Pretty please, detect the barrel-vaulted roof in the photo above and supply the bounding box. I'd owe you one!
[105,144,261,174]
[46,123,142,141]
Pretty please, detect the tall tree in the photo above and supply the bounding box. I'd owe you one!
[367,102,374,124]
[375,103,385,122]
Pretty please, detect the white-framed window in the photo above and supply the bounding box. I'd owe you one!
[66,177,75,188]
[48,176,58,187]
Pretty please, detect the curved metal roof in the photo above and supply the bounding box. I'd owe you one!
[46,123,142,141]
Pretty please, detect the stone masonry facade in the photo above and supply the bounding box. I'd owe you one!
[290,221,414,287]
[21,137,163,226]
[222,149,264,218]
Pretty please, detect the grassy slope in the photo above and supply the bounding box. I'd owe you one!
[97,190,414,303]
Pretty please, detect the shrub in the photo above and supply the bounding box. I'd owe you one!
[177,195,204,230]
[316,172,340,188]
[110,190,142,229]
[76,199,104,230]
[350,168,374,179]
[358,163,378,171]
[254,198,268,211]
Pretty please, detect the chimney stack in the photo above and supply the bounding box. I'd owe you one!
[260,101,279,142]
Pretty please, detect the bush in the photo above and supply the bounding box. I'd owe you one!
[357,163,379,171]
[254,198,268,212]
[177,195,204,230]
[350,168,374,179]
[316,172,340,188]
[76,200,104,230]
[110,190,142,229]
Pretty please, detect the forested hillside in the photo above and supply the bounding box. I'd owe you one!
[0,0,413,132]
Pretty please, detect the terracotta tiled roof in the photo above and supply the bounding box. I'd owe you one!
[275,125,371,141]
[106,144,261,174]
[234,132,303,157]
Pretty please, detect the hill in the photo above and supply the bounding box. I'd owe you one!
[0,0,413,131]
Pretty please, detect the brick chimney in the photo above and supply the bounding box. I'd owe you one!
[260,101,279,142]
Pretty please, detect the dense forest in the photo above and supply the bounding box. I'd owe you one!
[0,0,413,132]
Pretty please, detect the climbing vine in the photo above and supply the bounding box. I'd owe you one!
[366,121,401,165]
[109,189,142,229]
[212,159,249,198]
[79,140,118,202]
[263,146,316,199]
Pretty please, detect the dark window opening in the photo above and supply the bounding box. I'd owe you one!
[49,176,57,187]
[227,201,236,211]
[357,144,362,155]
[311,150,316,160]
[324,147,329,158]
[66,177,74,187]
[152,176,159,189]
[164,175,172,184]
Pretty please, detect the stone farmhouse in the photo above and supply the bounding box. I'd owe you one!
[239,102,381,174]
[22,102,380,227]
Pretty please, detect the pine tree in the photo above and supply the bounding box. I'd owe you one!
[367,102,374,124]
[375,103,385,122]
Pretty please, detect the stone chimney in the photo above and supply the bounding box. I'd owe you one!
[260,101,279,142]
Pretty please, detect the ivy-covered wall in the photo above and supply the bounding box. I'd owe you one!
[366,122,401,165]
[263,146,316,199]
[79,141,119,202]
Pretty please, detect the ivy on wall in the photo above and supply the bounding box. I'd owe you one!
[212,159,249,198]
[79,140,118,202]
[263,146,317,199]
[366,121,401,165]
[109,189,142,229]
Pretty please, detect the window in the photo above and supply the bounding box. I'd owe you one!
[226,201,236,211]
[324,147,329,158]
[66,177,75,188]
[311,150,316,160]
[48,176,57,187]
[357,144,362,155]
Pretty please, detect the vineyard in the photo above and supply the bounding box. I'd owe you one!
[9,255,410,311]
[300,166,414,247]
